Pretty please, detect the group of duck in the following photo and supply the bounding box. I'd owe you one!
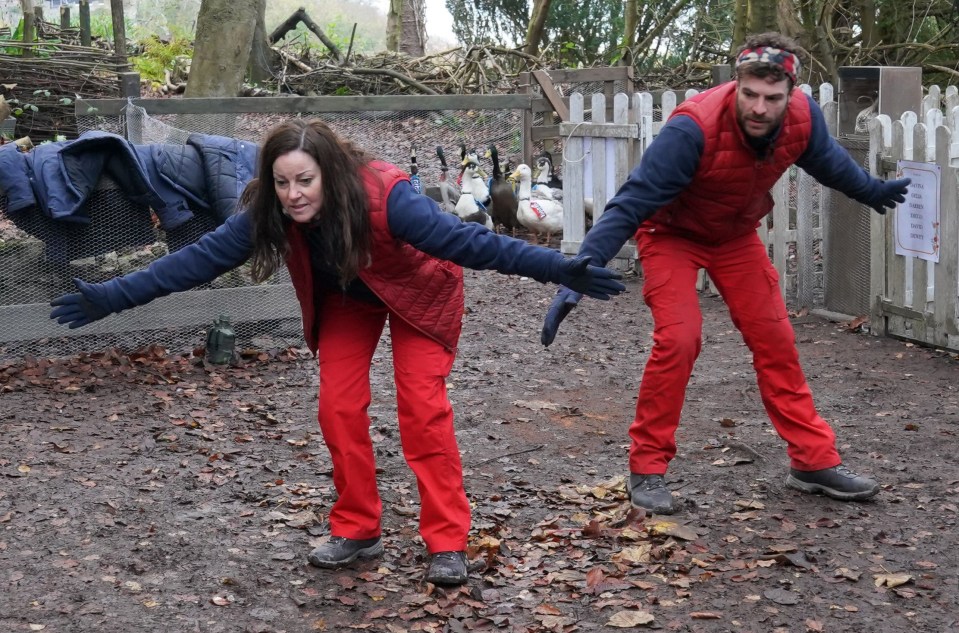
[429,144,567,244]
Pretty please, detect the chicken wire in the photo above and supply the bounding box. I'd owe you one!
[821,137,872,316]
[0,103,526,361]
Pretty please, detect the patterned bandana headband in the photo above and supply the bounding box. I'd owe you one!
[736,46,800,85]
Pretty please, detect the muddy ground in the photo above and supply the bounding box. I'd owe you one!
[1,265,958,633]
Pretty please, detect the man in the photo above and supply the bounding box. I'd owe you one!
[541,32,910,514]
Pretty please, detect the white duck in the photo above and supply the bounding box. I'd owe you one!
[534,153,594,220]
[511,163,563,244]
[532,154,561,201]
[454,161,494,230]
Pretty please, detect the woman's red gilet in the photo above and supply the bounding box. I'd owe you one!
[283,161,465,353]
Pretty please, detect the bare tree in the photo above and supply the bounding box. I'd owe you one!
[185,0,259,98]
[525,0,553,57]
[387,0,427,55]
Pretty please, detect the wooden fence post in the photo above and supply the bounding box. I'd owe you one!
[110,0,128,70]
[79,0,91,47]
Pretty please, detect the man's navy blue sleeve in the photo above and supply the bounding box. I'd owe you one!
[796,94,883,202]
[386,181,566,283]
[578,116,704,265]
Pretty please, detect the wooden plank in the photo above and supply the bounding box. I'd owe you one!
[534,67,632,84]
[530,125,561,142]
[77,94,532,117]
[520,72,533,173]
[795,168,815,308]
[532,98,568,114]
[886,121,907,308]
[531,70,571,122]
[589,94,608,228]
[771,172,788,292]
[869,116,891,335]
[611,93,632,220]
[910,123,928,311]
[636,91,653,161]
[558,122,638,139]
[933,125,959,342]
[561,93,587,255]
[1,285,300,344]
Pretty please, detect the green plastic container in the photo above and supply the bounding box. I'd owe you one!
[205,315,235,364]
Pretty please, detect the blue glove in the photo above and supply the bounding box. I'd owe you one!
[541,287,582,346]
[868,177,911,214]
[555,255,625,300]
[49,278,114,329]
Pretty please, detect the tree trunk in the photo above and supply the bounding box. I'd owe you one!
[387,0,426,55]
[247,0,271,85]
[747,0,777,33]
[525,0,553,57]
[386,0,402,52]
[732,0,747,57]
[619,0,637,66]
[186,0,258,98]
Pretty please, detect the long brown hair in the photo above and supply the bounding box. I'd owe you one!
[244,118,375,285]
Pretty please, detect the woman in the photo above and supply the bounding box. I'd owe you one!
[50,119,624,585]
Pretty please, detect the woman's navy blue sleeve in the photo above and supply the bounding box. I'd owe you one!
[386,181,565,283]
[103,211,254,311]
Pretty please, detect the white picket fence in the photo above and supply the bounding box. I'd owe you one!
[559,84,959,352]
[868,93,959,350]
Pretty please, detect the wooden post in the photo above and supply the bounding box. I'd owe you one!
[22,0,35,58]
[60,5,71,30]
[79,0,91,47]
[520,72,533,165]
[711,64,731,86]
[118,72,140,98]
[110,0,128,70]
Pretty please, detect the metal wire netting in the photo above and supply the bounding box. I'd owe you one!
[0,104,529,360]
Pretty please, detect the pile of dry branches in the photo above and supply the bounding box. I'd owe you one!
[275,45,549,96]
[0,21,125,140]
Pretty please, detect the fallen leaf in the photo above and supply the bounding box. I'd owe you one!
[512,400,561,411]
[607,610,655,627]
[764,588,800,605]
[874,573,912,588]
[647,519,697,540]
[833,567,861,581]
[612,544,652,564]
[805,618,824,632]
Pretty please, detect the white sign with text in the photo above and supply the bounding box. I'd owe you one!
[894,160,940,263]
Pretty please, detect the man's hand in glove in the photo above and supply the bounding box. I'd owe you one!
[868,177,911,214]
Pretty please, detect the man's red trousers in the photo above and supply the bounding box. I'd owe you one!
[629,231,842,474]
